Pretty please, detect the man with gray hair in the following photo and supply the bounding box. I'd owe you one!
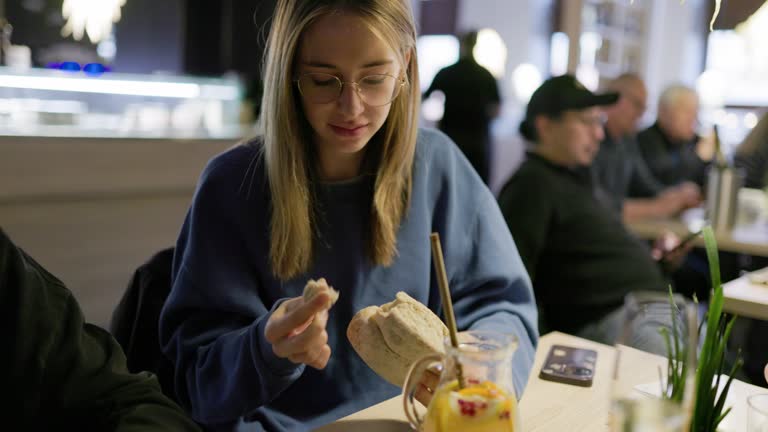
[636,85,712,187]
[637,85,719,302]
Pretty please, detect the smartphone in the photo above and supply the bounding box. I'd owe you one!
[659,230,702,261]
[538,345,597,387]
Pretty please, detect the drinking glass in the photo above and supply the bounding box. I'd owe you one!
[610,291,697,431]
[748,394,768,432]
[402,330,520,432]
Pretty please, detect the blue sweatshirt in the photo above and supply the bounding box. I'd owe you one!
[159,128,538,431]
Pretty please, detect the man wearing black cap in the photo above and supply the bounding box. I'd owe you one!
[498,75,685,349]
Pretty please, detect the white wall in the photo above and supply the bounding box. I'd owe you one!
[643,0,708,121]
[0,137,236,327]
[411,0,420,30]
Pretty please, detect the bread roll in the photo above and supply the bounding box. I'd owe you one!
[347,292,448,386]
[303,278,339,308]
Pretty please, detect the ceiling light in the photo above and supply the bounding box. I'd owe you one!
[61,0,127,44]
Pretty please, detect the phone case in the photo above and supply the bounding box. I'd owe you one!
[538,344,597,387]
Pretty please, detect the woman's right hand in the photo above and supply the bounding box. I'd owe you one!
[264,292,333,369]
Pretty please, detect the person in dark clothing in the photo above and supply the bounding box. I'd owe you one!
[423,31,500,184]
[498,75,689,350]
[0,228,200,432]
[734,112,768,189]
[732,113,768,388]
[110,248,177,401]
[637,85,711,188]
[592,74,701,221]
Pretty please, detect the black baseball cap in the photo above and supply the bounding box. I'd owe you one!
[519,74,619,141]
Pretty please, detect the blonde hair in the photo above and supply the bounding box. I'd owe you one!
[259,0,420,280]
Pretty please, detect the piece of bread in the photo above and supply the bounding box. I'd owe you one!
[303,278,339,308]
[347,291,448,386]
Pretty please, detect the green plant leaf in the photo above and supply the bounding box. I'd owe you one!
[688,226,741,432]
[691,227,722,431]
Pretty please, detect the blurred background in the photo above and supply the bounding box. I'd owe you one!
[1,0,767,329]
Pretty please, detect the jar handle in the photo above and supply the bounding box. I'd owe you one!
[402,354,443,430]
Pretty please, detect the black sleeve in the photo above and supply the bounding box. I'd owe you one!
[0,229,201,432]
[48,298,202,431]
[735,143,768,188]
[734,115,768,188]
[636,127,662,181]
[627,139,664,197]
[486,70,501,104]
[686,140,710,187]
[424,68,446,99]
[497,174,553,280]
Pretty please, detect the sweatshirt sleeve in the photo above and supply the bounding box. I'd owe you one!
[428,134,539,397]
[159,156,304,425]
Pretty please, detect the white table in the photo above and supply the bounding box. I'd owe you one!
[628,190,768,257]
[628,210,768,257]
[317,332,768,431]
[723,268,768,320]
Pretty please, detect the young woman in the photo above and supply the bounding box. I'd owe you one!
[159,0,537,430]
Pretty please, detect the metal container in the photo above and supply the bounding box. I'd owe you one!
[706,166,744,232]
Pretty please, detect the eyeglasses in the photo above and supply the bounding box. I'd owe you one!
[574,112,607,128]
[296,72,406,107]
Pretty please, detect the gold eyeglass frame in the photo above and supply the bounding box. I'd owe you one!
[295,72,407,107]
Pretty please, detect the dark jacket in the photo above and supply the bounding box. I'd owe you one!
[110,247,176,401]
[0,229,200,432]
[636,122,709,187]
[592,131,664,214]
[498,153,667,333]
[734,112,768,188]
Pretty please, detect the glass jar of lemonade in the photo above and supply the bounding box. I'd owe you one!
[403,331,520,432]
